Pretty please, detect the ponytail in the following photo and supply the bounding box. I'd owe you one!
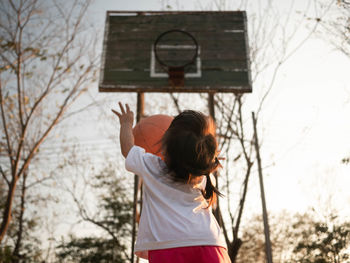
[202,173,222,208]
[195,135,223,208]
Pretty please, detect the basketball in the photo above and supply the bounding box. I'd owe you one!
[133,114,173,158]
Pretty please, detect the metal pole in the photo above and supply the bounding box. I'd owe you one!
[208,92,215,121]
[208,93,223,226]
[131,93,144,263]
[251,112,273,263]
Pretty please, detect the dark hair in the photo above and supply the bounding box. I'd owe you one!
[161,110,222,207]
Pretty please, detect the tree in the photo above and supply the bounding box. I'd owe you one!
[236,212,309,263]
[162,0,326,259]
[0,170,43,262]
[55,164,133,263]
[0,0,97,246]
[232,211,350,263]
[316,0,350,58]
[291,218,350,263]
[193,1,327,261]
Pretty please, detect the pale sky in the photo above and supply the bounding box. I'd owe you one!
[41,0,350,251]
[85,0,350,218]
[42,0,350,261]
[1,1,348,261]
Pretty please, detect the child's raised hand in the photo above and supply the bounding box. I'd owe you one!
[112,102,135,157]
[112,102,134,126]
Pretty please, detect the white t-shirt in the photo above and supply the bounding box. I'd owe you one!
[125,146,227,259]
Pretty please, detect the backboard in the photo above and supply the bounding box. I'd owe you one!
[99,11,252,93]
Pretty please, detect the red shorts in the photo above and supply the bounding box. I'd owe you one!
[148,246,231,263]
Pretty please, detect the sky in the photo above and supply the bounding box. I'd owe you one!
[34,0,350,260]
[83,0,350,217]
[26,0,349,261]
[1,0,349,261]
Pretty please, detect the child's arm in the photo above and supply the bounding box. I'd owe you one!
[112,102,135,158]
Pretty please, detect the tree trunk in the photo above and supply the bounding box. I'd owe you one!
[0,176,18,243]
[13,171,28,260]
[228,238,243,263]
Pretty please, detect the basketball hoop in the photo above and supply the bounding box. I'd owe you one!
[154,29,198,88]
[100,11,252,93]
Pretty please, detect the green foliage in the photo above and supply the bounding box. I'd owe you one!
[0,175,43,262]
[342,157,350,164]
[0,246,12,263]
[236,212,350,263]
[236,212,307,263]
[292,221,350,263]
[0,236,43,262]
[55,168,132,263]
[56,237,126,263]
[0,207,43,262]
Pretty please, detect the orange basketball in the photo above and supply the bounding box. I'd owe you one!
[133,114,173,158]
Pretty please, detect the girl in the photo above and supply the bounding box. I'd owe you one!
[112,102,231,263]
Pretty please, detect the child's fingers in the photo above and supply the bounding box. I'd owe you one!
[118,102,126,114]
[111,109,121,118]
[126,103,131,113]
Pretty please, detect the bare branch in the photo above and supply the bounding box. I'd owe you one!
[234,163,253,239]
[26,174,52,189]
[13,2,95,180]
[17,80,82,178]
[0,78,14,169]
[0,166,10,186]
[169,93,182,113]
[224,139,235,226]
[256,1,333,117]
[0,0,96,245]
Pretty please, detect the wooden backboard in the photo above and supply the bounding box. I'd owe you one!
[99,11,252,93]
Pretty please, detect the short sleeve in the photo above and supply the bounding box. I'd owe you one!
[125,146,163,180]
